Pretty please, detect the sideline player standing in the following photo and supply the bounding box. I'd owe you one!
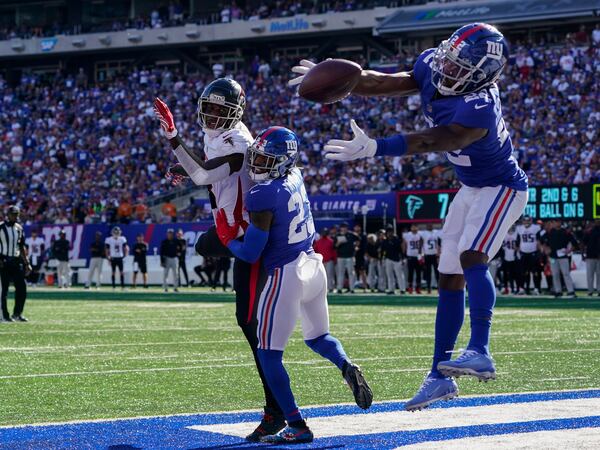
[215,127,372,443]
[293,23,528,409]
[421,224,440,293]
[132,234,148,289]
[25,229,44,285]
[153,79,286,440]
[501,225,520,294]
[105,227,128,290]
[403,224,423,294]
[515,215,541,294]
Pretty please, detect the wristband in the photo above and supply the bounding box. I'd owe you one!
[165,128,178,140]
[376,134,407,157]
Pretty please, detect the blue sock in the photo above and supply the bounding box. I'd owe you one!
[305,333,350,371]
[257,349,302,423]
[464,264,496,355]
[431,288,465,378]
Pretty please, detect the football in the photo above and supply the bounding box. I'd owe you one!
[298,58,362,104]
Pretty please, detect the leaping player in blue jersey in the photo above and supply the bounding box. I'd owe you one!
[214,126,373,444]
[290,23,528,411]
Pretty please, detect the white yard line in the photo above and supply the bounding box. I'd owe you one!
[399,427,600,449]
[188,398,600,438]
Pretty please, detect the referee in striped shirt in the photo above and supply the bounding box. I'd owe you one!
[0,206,31,322]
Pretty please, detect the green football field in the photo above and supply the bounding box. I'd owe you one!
[0,288,598,427]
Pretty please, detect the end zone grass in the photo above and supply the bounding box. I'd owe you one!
[0,288,598,426]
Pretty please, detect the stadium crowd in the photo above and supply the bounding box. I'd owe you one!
[0,30,598,224]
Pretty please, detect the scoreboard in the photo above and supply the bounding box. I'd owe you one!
[396,184,600,223]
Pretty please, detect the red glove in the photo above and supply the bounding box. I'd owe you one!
[215,209,240,247]
[153,97,178,139]
[165,163,189,186]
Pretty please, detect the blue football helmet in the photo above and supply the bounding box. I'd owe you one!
[431,23,509,96]
[247,126,299,182]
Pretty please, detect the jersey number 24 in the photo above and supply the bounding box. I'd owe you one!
[288,191,315,244]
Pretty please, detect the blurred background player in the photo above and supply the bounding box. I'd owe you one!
[160,228,179,292]
[105,226,128,290]
[85,231,105,289]
[176,229,189,287]
[52,230,71,289]
[516,215,542,295]
[382,225,405,295]
[540,220,578,298]
[132,234,148,289]
[353,224,368,292]
[421,224,440,294]
[0,206,31,322]
[215,126,372,444]
[193,256,215,287]
[366,233,381,292]
[313,227,336,293]
[403,224,423,294]
[582,221,600,296]
[501,225,520,294]
[25,229,44,286]
[312,23,528,409]
[154,79,286,440]
[334,222,357,294]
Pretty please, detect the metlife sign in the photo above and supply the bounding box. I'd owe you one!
[413,6,491,21]
[270,17,309,33]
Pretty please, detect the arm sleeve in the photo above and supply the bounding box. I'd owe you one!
[172,145,231,186]
[227,224,269,264]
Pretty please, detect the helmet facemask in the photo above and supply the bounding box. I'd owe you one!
[197,95,244,131]
[431,40,493,96]
[247,145,289,182]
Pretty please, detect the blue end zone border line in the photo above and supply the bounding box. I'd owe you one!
[1,389,599,449]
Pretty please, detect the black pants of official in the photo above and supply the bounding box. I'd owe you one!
[423,255,438,291]
[407,256,422,290]
[178,258,189,286]
[1,259,27,319]
[520,252,541,293]
[195,226,283,416]
[502,260,519,292]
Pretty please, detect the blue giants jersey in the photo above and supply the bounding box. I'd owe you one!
[413,49,528,191]
[245,168,315,272]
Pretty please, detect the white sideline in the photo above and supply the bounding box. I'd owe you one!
[188,398,600,438]
[399,427,600,449]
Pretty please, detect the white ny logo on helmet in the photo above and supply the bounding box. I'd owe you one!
[486,41,503,60]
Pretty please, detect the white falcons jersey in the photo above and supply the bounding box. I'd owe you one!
[421,230,440,255]
[105,236,127,258]
[516,224,540,254]
[204,122,254,229]
[502,232,519,262]
[403,232,423,257]
[26,236,44,265]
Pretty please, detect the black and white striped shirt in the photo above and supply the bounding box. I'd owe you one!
[0,221,25,258]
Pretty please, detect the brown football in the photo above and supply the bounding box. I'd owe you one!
[298,59,362,104]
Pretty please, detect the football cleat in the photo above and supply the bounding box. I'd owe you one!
[405,373,458,411]
[260,425,313,444]
[343,363,373,410]
[11,315,28,322]
[437,349,496,381]
[245,407,286,442]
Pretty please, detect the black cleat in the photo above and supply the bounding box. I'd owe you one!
[343,363,373,410]
[11,315,28,322]
[245,407,286,442]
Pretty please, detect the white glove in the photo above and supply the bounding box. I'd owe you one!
[324,120,377,161]
[288,59,316,87]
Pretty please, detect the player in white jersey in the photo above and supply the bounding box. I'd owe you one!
[154,78,286,441]
[402,225,424,294]
[501,226,520,294]
[105,227,128,289]
[25,230,45,285]
[421,224,441,293]
[515,215,542,295]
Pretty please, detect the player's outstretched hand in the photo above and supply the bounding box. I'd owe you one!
[153,97,178,139]
[288,59,316,87]
[324,119,377,161]
[215,209,240,247]
[165,163,189,186]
